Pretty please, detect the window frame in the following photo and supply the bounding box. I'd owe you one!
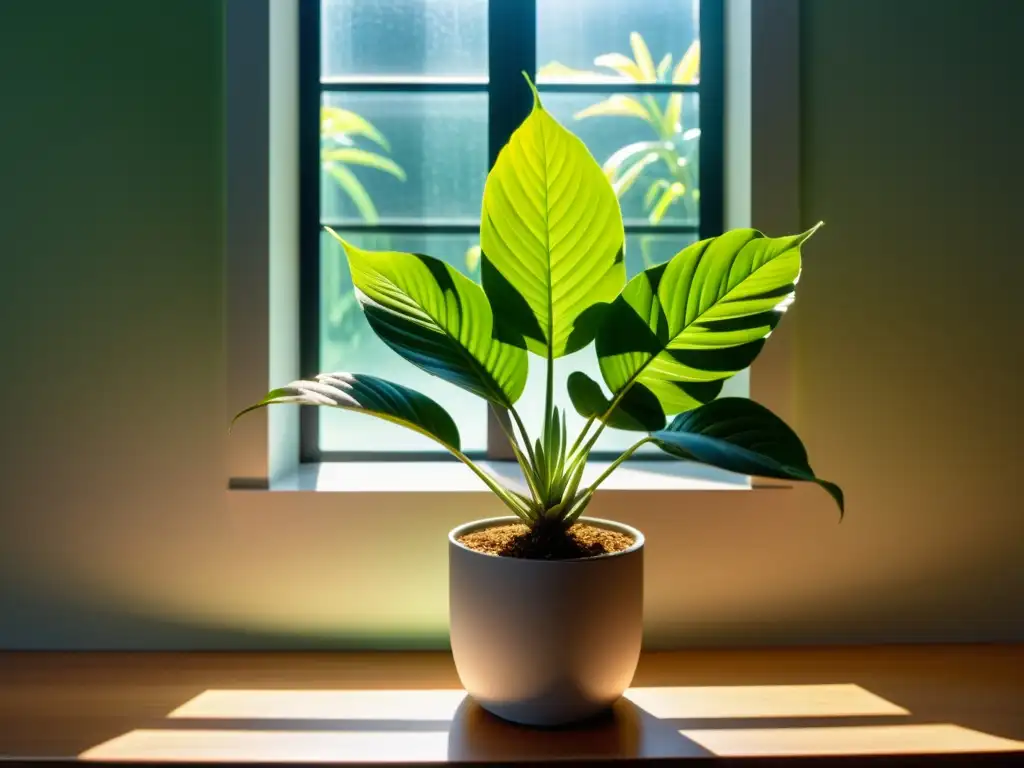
[296,0,725,464]
[224,0,800,491]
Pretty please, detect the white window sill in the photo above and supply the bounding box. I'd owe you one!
[260,460,752,493]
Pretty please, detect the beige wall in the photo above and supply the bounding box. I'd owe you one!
[0,0,1021,649]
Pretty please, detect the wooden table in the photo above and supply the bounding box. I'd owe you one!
[2,647,1022,766]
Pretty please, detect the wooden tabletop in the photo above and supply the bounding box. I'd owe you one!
[1,646,1022,766]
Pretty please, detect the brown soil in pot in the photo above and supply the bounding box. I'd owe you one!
[458,523,633,560]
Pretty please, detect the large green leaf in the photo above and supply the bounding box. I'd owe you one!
[333,232,528,407]
[480,82,625,358]
[651,397,844,515]
[596,226,819,414]
[233,373,460,450]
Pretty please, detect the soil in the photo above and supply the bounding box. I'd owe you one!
[458,522,634,560]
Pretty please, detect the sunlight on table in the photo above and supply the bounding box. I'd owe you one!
[170,689,468,721]
[79,684,1024,762]
[624,684,908,719]
[679,724,1024,757]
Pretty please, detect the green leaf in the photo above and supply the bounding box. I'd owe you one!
[656,53,673,81]
[536,61,601,81]
[611,152,660,198]
[574,94,653,122]
[481,81,625,358]
[464,244,481,273]
[652,398,844,515]
[596,226,820,415]
[568,371,667,431]
[672,41,701,84]
[233,372,460,450]
[594,52,646,81]
[649,182,685,224]
[332,233,529,407]
[663,92,683,135]
[320,106,390,151]
[629,33,657,81]
[320,148,406,180]
[324,164,378,223]
[602,141,671,178]
[643,179,671,211]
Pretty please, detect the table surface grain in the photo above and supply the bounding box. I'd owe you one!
[1,646,1023,766]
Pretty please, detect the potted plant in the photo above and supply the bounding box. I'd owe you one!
[234,79,843,727]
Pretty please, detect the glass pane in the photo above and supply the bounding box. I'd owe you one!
[543,92,700,227]
[319,231,487,453]
[321,93,487,224]
[516,235,749,456]
[537,0,700,84]
[321,0,487,80]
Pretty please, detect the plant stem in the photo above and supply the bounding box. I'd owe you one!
[581,437,653,496]
[490,404,543,508]
[451,446,533,521]
[568,416,595,458]
[544,348,554,449]
[509,407,537,467]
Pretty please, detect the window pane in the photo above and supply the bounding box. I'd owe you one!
[537,1,699,84]
[543,92,700,227]
[319,231,487,453]
[321,0,487,80]
[321,93,487,224]
[515,235,749,456]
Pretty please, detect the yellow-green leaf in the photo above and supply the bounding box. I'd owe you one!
[672,41,701,84]
[320,148,406,180]
[320,106,390,150]
[481,82,625,358]
[629,32,657,81]
[574,94,653,122]
[594,52,646,81]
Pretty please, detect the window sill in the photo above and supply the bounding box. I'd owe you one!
[252,460,753,494]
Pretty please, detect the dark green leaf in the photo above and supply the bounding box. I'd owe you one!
[652,397,844,515]
[233,372,460,451]
[567,371,666,431]
[333,233,529,408]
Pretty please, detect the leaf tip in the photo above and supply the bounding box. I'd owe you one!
[521,71,542,110]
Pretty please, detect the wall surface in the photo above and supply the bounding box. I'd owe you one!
[0,0,1021,649]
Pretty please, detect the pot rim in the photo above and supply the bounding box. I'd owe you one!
[449,515,645,562]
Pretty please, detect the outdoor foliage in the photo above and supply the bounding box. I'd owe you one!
[237,78,843,532]
[539,34,701,226]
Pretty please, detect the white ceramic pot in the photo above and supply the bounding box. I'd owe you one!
[448,515,644,727]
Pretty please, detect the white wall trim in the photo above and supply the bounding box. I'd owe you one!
[226,0,299,488]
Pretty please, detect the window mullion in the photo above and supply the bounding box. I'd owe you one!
[299,0,322,461]
[485,0,537,461]
[698,0,725,239]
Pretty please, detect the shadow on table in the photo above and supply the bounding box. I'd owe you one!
[446,695,714,761]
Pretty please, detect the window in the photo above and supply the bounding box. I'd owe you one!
[299,0,726,462]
